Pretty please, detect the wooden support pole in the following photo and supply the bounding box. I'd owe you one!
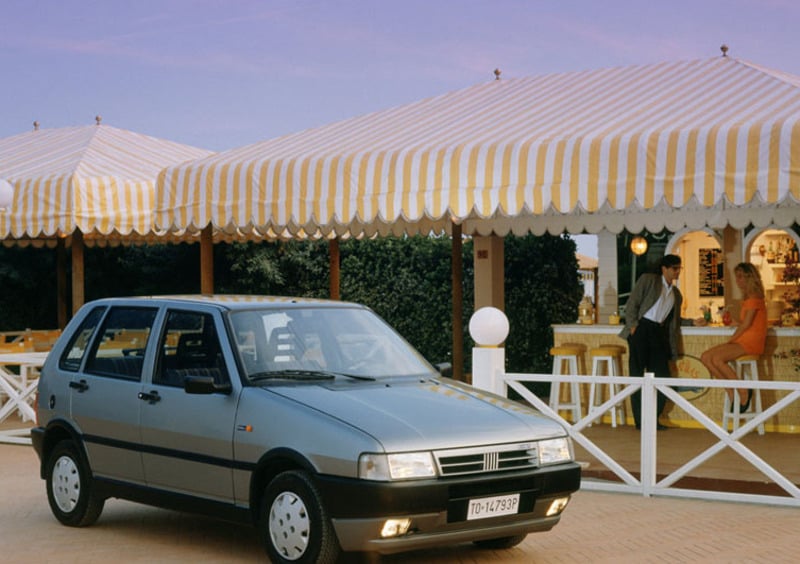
[200,224,214,295]
[71,230,84,315]
[451,222,464,382]
[57,237,68,328]
[329,238,340,300]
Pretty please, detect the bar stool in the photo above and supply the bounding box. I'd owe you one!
[587,345,626,427]
[721,355,765,435]
[548,343,585,423]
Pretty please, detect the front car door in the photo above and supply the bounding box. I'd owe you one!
[139,307,239,502]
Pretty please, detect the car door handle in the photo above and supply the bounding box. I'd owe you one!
[138,390,161,404]
[69,380,89,392]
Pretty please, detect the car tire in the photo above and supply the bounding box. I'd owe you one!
[473,534,528,549]
[45,440,105,527]
[260,470,340,564]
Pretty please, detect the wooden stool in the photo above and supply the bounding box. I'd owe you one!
[548,344,585,423]
[722,355,765,435]
[588,345,626,427]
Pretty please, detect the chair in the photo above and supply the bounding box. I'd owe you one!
[267,326,305,367]
[587,345,626,427]
[722,355,765,435]
[175,332,211,367]
[548,343,585,423]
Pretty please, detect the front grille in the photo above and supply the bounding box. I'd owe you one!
[434,442,538,477]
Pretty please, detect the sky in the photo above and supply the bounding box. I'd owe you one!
[3,0,800,258]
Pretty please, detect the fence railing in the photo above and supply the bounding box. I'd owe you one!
[501,371,800,507]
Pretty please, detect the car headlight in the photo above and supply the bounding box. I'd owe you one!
[538,437,573,465]
[359,452,437,481]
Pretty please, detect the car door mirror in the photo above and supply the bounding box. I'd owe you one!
[184,375,232,395]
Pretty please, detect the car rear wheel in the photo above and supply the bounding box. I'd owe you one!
[45,440,105,527]
[473,534,528,549]
[260,470,340,564]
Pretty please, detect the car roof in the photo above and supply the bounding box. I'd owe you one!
[83,295,363,312]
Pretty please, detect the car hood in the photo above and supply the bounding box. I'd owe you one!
[266,377,567,452]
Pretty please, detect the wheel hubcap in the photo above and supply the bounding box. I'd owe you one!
[269,491,310,560]
[52,455,80,513]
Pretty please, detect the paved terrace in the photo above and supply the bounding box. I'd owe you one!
[2,419,799,563]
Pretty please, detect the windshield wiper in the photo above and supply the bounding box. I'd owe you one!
[334,372,376,381]
[249,369,336,381]
[249,369,376,382]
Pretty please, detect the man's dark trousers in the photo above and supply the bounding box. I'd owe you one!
[627,317,672,428]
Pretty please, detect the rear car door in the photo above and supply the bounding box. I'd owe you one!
[66,305,158,484]
[139,307,238,502]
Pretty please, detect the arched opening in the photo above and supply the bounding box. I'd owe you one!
[665,229,723,321]
[744,227,800,325]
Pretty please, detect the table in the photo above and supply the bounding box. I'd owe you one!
[0,352,49,444]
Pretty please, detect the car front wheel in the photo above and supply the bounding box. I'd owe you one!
[45,440,105,527]
[260,470,340,564]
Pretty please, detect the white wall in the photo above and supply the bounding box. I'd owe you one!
[596,230,618,324]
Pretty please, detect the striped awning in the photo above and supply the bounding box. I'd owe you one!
[156,55,800,238]
[0,123,214,240]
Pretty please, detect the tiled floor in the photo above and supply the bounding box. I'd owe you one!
[3,416,800,562]
[572,421,800,497]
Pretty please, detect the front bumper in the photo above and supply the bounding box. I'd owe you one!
[316,461,581,553]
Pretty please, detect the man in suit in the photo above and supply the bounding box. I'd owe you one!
[619,254,692,430]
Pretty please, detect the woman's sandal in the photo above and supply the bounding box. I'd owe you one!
[740,389,753,413]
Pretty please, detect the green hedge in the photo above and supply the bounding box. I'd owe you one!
[0,234,583,386]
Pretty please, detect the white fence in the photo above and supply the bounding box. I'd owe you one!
[497,369,800,507]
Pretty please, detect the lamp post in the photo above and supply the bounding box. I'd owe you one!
[630,235,648,289]
[630,236,648,256]
[469,307,509,396]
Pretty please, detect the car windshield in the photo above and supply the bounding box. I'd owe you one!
[229,306,436,382]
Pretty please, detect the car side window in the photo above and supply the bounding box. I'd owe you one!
[59,306,107,372]
[84,307,158,381]
[155,310,229,388]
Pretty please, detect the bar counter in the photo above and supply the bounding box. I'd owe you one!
[552,324,800,432]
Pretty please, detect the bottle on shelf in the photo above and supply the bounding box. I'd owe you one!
[578,296,594,325]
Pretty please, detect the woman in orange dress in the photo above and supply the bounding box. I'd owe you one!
[700,262,767,412]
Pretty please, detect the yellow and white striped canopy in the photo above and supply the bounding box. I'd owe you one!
[156,55,800,238]
[0,123,214,240]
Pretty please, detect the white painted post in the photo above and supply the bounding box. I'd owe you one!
[472,346,507,396]
[468,307,509,397]
[640,371,657,496]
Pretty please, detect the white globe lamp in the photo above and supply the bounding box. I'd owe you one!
[469,307,509,396]
[469,306,509,347]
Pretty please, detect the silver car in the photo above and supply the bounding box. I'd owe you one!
[32,295,580,563]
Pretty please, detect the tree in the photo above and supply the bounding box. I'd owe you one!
[503,234,584,396]
[0,233,583,394]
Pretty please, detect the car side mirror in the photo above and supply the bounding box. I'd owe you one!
[434,362,453,378]
[184,376,232,395]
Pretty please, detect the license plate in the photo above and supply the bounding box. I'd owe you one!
[466,493,520,520]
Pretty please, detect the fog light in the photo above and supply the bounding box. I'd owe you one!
[380,518,412,538]
[546,496,570,517]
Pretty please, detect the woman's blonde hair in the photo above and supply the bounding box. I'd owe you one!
[734,262,765,299]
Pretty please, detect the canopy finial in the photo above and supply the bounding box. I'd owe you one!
[95,115,102,125]
[494,68,501,81]
[33,121,40,131]
[720,44,729,57]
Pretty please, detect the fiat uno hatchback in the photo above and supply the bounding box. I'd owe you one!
[32,295,580,563]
